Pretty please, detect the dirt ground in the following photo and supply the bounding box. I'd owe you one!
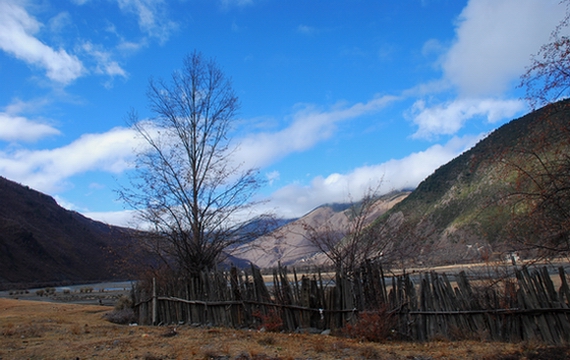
[1,298,569,360]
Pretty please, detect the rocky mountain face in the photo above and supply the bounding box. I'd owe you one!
[232,192,409,268]
[0,176,134,289]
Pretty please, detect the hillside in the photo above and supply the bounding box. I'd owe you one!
[0,176,134,289]
[233,191,409,268]
[371,99,570,266]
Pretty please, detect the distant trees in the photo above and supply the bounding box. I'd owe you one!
[120,51,268,278]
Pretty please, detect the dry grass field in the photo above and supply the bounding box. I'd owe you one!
[1,298,569,359]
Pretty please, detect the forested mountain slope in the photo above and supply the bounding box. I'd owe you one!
[0,176,134,289]
[371,99,570,266]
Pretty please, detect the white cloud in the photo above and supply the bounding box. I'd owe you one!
[48,12,72,34]
[81,41,127,78]
[403,79,452,98]
[0,98,61,142]
[297,25,317,35]
[422,38,446,57]
[262,135,479,219]
[4,96,53,115]
[0,112,60,142]
[116,0,178,44]
[0,0,84,84]
[266,170,280,186]
[83,209,138,227]
[220,0,254,9]
[403,0,558,141]
[0,127,139,193]
[443,0,566,97]
[53,195,86,212]
[410,98,525,139]
[235,95,400,169]
[117,39,145,53]
[89,182,106,190]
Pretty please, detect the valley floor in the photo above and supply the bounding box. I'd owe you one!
[0,281,132,306]
[0,298,566,360]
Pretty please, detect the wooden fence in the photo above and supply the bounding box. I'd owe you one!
[132,263,570,344]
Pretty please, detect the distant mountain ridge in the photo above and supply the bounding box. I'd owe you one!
[0,176,133,289]
[233,191,409,268]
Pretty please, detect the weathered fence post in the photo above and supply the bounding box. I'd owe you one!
[152,277,157,325]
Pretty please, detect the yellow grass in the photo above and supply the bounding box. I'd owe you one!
[0,298,555,360]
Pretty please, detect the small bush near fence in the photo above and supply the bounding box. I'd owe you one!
[104,295,136,325]
[252,308,283,332]
[342,307,396,342]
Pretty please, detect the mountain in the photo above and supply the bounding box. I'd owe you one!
[3,100,568,283]
[368,99,570,266]
[0,176,134,289]
[233,191,409,268]
[234,100,570,270]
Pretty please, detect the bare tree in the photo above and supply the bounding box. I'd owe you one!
[520,0,570,109]
[499,104,570,257]
[301,188,405,276]
[120,51,267,278]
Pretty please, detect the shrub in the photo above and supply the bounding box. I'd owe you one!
[9,290,27,296]
[252,308,283,332]
[104,308,136,325]
[45,287,55,295]
[114,295,133,311]
[104,295,136,325]
[343,308,396,342]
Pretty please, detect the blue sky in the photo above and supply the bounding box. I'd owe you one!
[0,0,566,226]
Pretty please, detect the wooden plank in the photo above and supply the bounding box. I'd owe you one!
[516,268,542,342]
[152,277,157,325]
[559,266,570,307]
[301,276,311,328]
[404,273,418,340]
[537,267,564,343]
[293,267,300,303]
[444,273,471,337]
[557,267,570,342]
[524,267,555,343]
[419,273,432,340]
[456,271,485,336]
